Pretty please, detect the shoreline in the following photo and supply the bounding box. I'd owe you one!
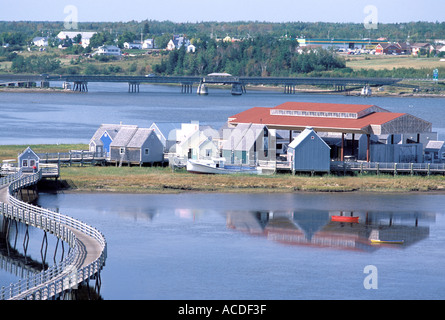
[0,84,444,98]
[36,166,445,195]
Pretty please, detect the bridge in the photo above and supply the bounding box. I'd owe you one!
[0,74,404,95]
[0,170,107,300]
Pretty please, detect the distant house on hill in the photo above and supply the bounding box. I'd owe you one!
[142,39,155,49]
[97,45,121,56]
[167,35,190,50]
[411,43,433,56]
[57,31,97,48]
[33,37,48,47]
[375,43,402,55]
[124,41,142,49]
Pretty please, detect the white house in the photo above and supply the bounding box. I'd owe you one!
[33,37,48,47]
[187,44,196,53]
[57,31,97,48]
[124,42,142,49]
[167,35,191,50]
[97,45,121,56]
[142,39,155,49]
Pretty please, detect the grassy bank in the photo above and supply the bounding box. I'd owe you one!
[59,166,445,194]
[2,145,445,194]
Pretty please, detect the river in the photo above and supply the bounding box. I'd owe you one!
[1,84,445,300]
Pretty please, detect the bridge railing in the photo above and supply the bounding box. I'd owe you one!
[0,170,107,300]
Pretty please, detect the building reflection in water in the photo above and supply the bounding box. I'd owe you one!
[226,210,433,252]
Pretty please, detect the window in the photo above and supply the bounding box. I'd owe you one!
[30,159,35,167]
[144,148,150,155]
[22,159,28,167]
[206,149,212,157]
[120,147,125,155]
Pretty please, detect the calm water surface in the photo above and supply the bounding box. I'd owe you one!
[1,85,445,300]
[27,192,445,300]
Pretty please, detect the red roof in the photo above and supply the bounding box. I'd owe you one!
[272,101,383,113]
[228,102,407,134]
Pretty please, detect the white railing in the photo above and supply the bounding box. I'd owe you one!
[0,170,107,300]
[331,161,445,174]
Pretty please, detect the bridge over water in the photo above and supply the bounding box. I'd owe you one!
[0,74,404,94]
[0,170,106,300]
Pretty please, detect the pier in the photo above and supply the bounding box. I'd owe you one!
[0,169,107,300]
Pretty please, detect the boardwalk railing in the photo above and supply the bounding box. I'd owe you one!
[37,151,106,166]
[0,170,107,300]
[331,161,445,175]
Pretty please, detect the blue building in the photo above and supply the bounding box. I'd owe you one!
[18,147,40,173]
[287,127,331,174]
[90,124,137,157]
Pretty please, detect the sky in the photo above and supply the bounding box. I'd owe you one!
[0,0,444,23]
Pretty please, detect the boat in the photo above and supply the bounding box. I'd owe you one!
[186,158,260,175]
[331,215,359,223]
[370,239,404,245]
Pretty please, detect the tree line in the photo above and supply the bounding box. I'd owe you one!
[153,36,346,77]
[1,20,444,44]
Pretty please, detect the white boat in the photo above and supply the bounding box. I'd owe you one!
[186,158,260,174]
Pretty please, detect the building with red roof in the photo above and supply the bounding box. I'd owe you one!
[228,102,432,162]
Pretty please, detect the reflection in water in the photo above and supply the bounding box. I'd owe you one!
[226,210,432,252]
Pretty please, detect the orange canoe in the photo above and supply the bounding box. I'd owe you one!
[331,216,359,223]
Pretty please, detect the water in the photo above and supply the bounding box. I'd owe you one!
[1,84,445,300]
[0,83,444,145]
[30,192,445,300]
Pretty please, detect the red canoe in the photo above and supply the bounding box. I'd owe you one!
[331,216,359,223]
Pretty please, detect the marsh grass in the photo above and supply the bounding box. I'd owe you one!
[2,144,444,194]
[60,166,445,194]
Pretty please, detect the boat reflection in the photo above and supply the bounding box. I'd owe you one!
[226,210,433,252]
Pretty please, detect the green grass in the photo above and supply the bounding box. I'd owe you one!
[0,144,88,161]
[2,144,445,194]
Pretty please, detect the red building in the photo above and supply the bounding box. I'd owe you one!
[228,102,432,162]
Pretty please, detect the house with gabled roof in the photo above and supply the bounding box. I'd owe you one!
[18,147,40,173]
[221,123,276,165]
[90,124,164,166]
[125,128,164,165]
[89,124,137,157]
[424,140,445,163]
[287,127,331,173]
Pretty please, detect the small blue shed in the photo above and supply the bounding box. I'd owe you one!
[287,127,331,173]
[18,147,40,173]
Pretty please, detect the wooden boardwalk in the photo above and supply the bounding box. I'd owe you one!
[0,171,106,300]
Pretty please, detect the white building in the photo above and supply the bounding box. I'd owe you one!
[57,31,97,48]
[167,35,191,51]
[124,42,142,49]
[32,37,48,47]
[142,39,155,49]
[187,44,196,53]
[97,45,121,56]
